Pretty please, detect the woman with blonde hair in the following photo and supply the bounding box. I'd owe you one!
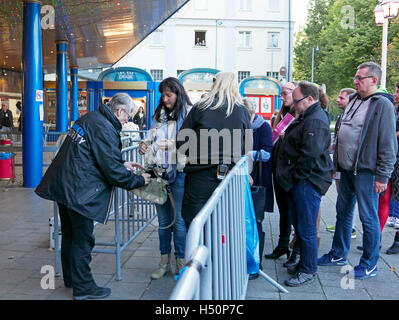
[177,71,252,227]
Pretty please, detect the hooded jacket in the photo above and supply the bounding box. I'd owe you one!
[276,101,333,195]
[334,91,398,184]
[35,104,145,224]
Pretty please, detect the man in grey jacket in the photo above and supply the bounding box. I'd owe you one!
[318,62,398,280]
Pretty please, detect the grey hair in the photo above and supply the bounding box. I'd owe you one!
[243,98,256,115]
[357,62,382,86]
[298,81,319,100]
[108,92,138,115]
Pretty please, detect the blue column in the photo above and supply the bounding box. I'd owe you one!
[56,40,68,132]
[88,88,94,112]
[70,66,79,124]
[98,89,103,108]
[22,0,43,188]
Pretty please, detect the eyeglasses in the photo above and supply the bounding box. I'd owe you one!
[353,76,373,81]
[293,96,308,104]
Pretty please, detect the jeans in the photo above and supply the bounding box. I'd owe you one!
[155,171,186,258]
[331,170,380,268]
[58,203,97,296]
[290,180,321,274]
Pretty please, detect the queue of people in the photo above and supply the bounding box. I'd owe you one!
[34,61,399,299]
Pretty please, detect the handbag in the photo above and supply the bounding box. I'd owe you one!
[251,151,266,224]
[130,176,169,205]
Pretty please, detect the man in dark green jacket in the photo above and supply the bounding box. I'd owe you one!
[276,81,333,287]
[36,93,150,300]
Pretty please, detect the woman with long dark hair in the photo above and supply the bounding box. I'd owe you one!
[139,77,192,279]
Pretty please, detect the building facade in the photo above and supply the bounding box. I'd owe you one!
[114,0,295,83]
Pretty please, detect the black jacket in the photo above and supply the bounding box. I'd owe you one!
[276,101,333,195]
[0,109,13,129]
[35,104,145,224]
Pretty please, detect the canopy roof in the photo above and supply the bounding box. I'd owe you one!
[0,0,189,73]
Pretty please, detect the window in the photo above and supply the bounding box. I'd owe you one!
[238,71,250,82]
[240,0,251,10]
[195,0,208,10]
[195,31,206,46]
[151,69,163,81]
[238,31,252,48]
[266,71,279,79]
[268,0,280,11]
[151,30,163,46]
[268,32,279,48]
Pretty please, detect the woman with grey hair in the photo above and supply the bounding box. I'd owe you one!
[35,92,150,300]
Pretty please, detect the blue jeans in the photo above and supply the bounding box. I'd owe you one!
[155,171,186,258]
[290,180,321,274]
[331,170,380,268]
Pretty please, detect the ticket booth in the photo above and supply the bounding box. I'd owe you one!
[43,81,88,128]
[97,67,155,129]
[239,76,282,125]
[178,68,220,104]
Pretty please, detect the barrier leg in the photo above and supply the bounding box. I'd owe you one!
[258,270,289,293]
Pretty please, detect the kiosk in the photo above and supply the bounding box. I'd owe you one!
[239,76,282,124]
[97,67,155,128]
[178,68,219,104]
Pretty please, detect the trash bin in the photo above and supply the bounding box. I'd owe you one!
[0,152,15,180]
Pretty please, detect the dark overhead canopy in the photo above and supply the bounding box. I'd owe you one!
[0,0,189,74]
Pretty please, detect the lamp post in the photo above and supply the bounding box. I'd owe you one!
[311,46,319,83]
[374,0,399,88]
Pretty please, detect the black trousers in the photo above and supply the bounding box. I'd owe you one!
[58,203,97,296]
[273,175,299,253]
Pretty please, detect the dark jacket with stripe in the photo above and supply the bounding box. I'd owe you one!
[35,104,145,224]
[276,101,333,195]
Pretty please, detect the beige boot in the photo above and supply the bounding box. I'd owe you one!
[175,257,186,275]
[151,254,171,280]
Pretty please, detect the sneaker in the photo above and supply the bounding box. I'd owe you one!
[394,217,399,229]
[317,251,347,266]
[326,225,335,233]
[285,272,316,287]
[73,287,111,300]
[387,216,395,227]
[351,228,357,239]
[352,265,378,280]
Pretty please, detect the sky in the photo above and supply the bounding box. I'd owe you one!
[293,0,311,32]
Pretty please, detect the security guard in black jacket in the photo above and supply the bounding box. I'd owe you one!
[36,93,150,300]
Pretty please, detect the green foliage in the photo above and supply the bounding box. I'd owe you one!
[294,0,399,101]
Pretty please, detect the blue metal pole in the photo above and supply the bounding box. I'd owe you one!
[56,40,68,132]
[70,66,79,124]
[98,89,103,108]
[89,88,94,112]
[22,0,43,188]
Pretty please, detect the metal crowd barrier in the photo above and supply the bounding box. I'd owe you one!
[170,157,249,300]
[53,138,157,281]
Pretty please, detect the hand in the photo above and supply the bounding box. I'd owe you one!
[248,174,254,186]
[141,173,151,185]
[124,162,145,171]
[375,181,388,194]
[139,142,147,155]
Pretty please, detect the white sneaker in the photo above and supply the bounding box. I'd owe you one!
[387,216,395,227]
[394,217,399,229]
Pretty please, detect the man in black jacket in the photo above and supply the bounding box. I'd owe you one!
[35,93,150,300]
[0,102,14,134]
[276,81,333,287]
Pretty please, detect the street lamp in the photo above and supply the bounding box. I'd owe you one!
[311,46,319,83]
[374,0,399,88]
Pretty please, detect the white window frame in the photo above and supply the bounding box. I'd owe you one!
[239,0,252,11]
[151,29,164,46]
[238,71,251,82]
[266,71,279,79]
[268,0,280,11]
[194,30,207,47]
[151,69,163,81]
[267,32,280,48]
[238,31,252,49]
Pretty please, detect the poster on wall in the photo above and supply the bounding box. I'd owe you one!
[260,97,272,114]
[247,97,259,113]
[45,91,56,124]
[78,91,88,117]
